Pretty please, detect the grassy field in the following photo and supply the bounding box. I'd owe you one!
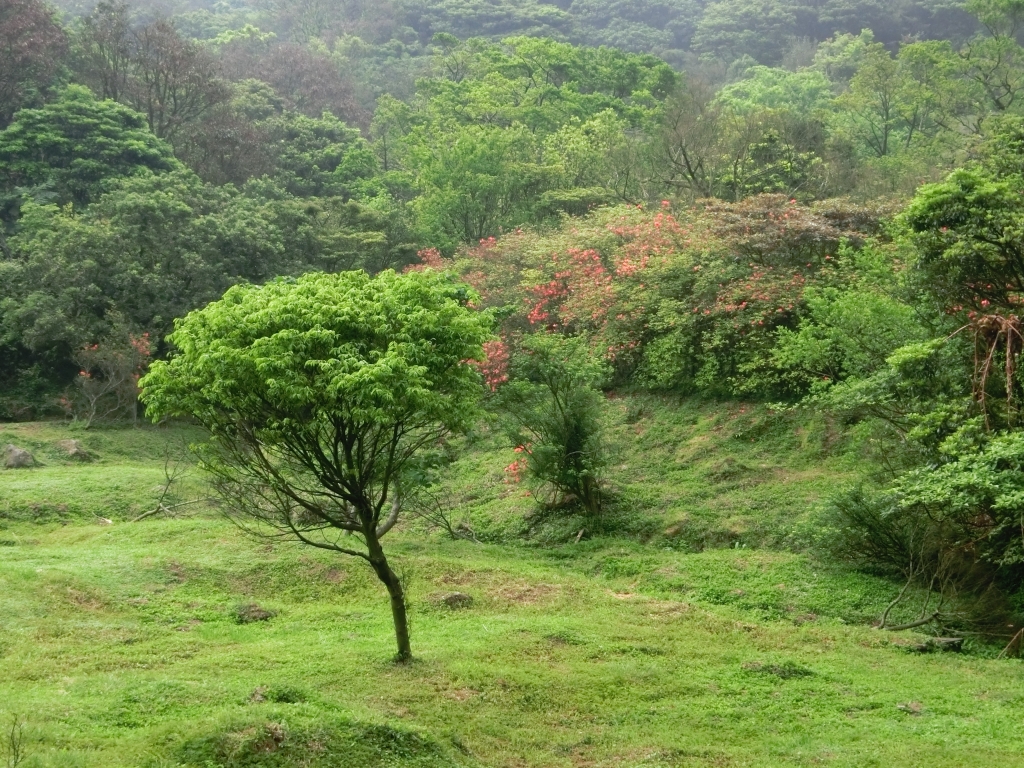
[2,400,1023,767]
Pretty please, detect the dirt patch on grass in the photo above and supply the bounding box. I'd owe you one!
[444,688,478,702]
[492,581,561,605]
[167,560,187,583]
[324,568,346,583]
[644,600,694,621]
[64,586,106,610]
[295,556,348,585]
[436,569,479,586]
[40,576,108,612]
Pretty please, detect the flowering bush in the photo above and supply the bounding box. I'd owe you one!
[71,323,152,427]
[477,339,510,391]
[452,196,886,398]
[402,247,451,273]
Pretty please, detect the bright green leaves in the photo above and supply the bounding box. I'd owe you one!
[140,270,488,664]
[373,35,676,247]
[141,270,491,443]
[903,167,1024,312]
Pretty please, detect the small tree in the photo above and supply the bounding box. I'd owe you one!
[140,270,490,661]
[1,713,27,768]
[493,333,609,516]
[72,322,152,427]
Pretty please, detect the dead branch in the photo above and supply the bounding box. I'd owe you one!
[970,312,1024,428]
[883,611,941,632]
[997,628,1024,659]
[878,568,917,629]
[131,497,214,523]
[132,442,212,522]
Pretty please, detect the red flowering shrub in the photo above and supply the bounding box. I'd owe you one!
[477,338,510,391]
[71,324,152,427]
[452,196,886,397]
[403,247,451,273]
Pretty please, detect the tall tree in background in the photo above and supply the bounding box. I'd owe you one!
[219,38,364,125]
[0,85,180,208]
[72,7,229,140]
[0,0,67,128]
[129,19,229,139]
[960,0,1024,113]
[72,1,133,103]
[661,78,826,201]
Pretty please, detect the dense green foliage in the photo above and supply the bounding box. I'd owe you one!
[492,334,609,515]
[4,0,1024,416]
[0,85,180,209]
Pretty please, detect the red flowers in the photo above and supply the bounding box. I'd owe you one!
[504,445,531,483]
[526,249,613,330]
[128,332,151,357]
[403,247,449,273]
[477,339,510,391]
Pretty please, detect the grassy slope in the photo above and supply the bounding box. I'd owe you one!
[1,403,1023,768]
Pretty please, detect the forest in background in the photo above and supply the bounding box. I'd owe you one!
[2,0,1020,408]
[6,0,1024,641]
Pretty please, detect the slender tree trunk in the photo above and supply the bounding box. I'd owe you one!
[366,532,412,662]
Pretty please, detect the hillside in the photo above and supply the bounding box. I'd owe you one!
[3,407,1024,767]
[6,0,1024,763]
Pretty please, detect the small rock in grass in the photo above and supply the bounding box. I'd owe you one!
[441,592,473,609]
[3,444,35,469]
[57,439,93,461]
[234,602,276,624]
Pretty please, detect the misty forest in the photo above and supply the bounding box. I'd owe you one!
[3,0,1024,765]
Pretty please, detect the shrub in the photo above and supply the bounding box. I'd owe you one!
[492,333,610,516]
[825,429,1024,635]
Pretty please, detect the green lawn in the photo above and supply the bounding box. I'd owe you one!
[2,409,1022,767]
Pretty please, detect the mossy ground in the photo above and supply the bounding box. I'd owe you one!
[2,400,1022,767]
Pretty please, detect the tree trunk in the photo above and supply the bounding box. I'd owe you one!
[366,533,412,662]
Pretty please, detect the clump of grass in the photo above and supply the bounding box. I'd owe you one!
[233,603,276,624]
[175,716,464,767]
[743,660,816,679]
[249,685,308,704]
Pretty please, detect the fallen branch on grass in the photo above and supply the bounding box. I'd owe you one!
[883,611,940,632]
[131,498,214,523]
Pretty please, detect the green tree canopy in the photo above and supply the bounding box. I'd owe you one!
[692,0,798,65]
[717,66,834,115]
[0,85,180,209]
